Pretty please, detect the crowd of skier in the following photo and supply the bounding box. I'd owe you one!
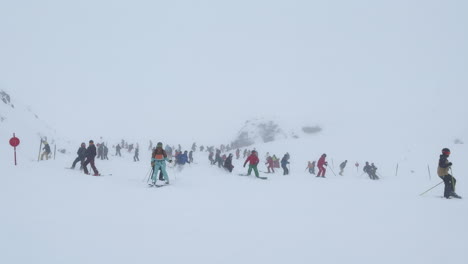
[43,137,461,199]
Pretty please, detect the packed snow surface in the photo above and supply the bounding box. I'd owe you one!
[1,139,467,264]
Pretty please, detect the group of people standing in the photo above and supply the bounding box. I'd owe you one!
[70,140,100,176]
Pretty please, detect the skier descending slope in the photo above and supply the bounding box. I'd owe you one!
[150,142,172,186]
[317,154,328,178]
[438,148,461,199]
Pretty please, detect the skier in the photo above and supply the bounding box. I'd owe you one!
[223,153,234,173]
[96,143,103,159]
[150,142,172,185]
[83,140,100,176]
[266,155,275,173]
[209,150,215,165]
[200,145,204,152]
[306,161,316,175]
[236,148,240,160]
[103,144,109,160]
[214,149,223,168]
[165,145,173,159]
[243,150,260,178]
[272,155,280,168]
[148,140,153,151]
[177,151,190,166]
[363,162,373,179]
[317,154,328,178]
[41,140,51,160]
[134,144,140,162]
[115,144,122,157]
[370,163,379,180]
[71,142,86,169]
[243,149,247,158]
[437,148,461,199]
[281,153,290,175]
[192,143,197,152]
[189,150,194,163]
[339,160,348,176]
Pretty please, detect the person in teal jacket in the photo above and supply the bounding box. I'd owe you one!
[150,142,172,185]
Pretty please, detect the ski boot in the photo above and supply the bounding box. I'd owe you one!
[450,192,462,199]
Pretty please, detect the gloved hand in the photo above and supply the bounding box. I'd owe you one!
[448,162,453,167]
[243,164,246,168]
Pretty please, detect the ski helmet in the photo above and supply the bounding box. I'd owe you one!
[157,142,163,147]
[442,148,450,155]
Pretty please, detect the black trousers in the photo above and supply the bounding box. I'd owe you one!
[441,174,456,198]
[72,157,84,169]
[282,164,289,175]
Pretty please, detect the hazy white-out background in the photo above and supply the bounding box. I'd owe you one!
[1,0,467,144]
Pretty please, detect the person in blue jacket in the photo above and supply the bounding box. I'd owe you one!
[177,151,190,166]
[281,153,290,175]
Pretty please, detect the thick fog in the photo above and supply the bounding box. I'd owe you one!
[1,0,467,144]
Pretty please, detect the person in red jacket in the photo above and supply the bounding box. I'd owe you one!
[317,153,328,177]
[243,150,260,177]
[265,155,275,173]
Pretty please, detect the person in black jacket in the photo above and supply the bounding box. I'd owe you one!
[41,140,51,160]
[223,154,234,173]
[83,140,100,176]
[71,142,86,169]
[281,153,290,175]
[437,148,461,199]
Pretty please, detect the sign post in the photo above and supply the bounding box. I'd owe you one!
[9,133,20,165]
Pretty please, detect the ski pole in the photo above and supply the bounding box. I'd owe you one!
[328,166,337,176]
[419,181,443,196]
[145,167,153,183]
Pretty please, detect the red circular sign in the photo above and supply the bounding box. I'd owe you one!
[9,137,20,147]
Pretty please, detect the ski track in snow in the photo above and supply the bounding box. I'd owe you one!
[1,147,467,264]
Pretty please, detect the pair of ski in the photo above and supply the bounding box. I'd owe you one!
[148,182,169,188]
[66,167,111,176]
[238,174,268,180]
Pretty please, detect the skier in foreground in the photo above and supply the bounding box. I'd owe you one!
[438,148,461,199]
[83,140,100,176]
[150,142,172,186]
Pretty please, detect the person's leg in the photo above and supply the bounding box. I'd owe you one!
[72,157,80,168]
[83,159,90,174]
[90,159,99,175]
[247,165,253,175]
[253,165,259,177]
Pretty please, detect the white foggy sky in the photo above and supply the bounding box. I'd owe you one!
[1,0,467,143]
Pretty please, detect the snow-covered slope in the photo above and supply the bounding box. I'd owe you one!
[0,89,68,165]
[1,133,466,264]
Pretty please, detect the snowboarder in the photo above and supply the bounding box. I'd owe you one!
[134,144,140,162]
[437,148,461,199]
[71,142,86,169]
[83,140,100,176]
[243,150,260,178]
[339,160,348,176]
[306,161,316,174]
[224,153,234,173]
[150,142,172,185]
[266,155,275,173]
[41,140,51,160]
[317,154,328,177]
[281,153,290,175]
